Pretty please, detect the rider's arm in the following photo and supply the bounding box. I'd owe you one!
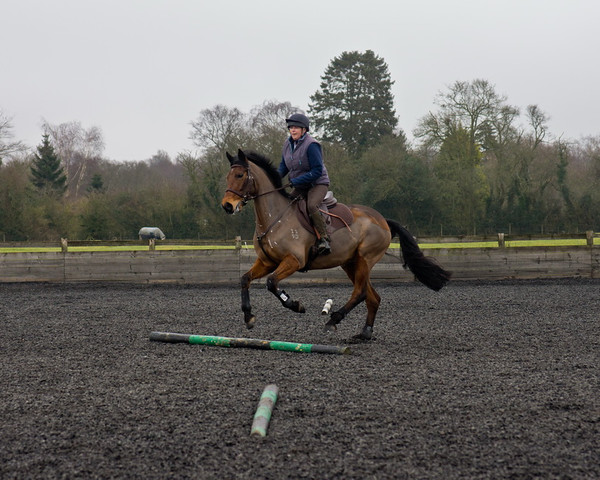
[278,156,289,178]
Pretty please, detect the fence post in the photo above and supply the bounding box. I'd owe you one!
[149,239,155,251]
[235,236,242,251]
[497,233,505,248]
[586,231,594,247]
[61,238,68,253]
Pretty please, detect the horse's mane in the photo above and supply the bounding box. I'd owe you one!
[244,151,291,198]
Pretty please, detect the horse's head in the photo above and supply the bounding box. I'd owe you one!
[222,149,256,214]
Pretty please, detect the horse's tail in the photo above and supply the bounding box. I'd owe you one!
[387,219,451,291]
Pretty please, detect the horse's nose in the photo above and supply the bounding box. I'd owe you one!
[223,202,234,214]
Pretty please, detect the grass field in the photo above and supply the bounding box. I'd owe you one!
[0,245,239,253]
[0,237,597,253]
[415,238,598,249]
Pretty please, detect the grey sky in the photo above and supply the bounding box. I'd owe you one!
[2,0,598,161]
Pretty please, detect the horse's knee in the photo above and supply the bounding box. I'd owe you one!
[266,275,277,293]
[266,275,288,304]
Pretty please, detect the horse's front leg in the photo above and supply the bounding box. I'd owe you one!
[241,259,275,329]
[266,254,305,313]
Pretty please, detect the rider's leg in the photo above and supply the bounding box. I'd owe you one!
[307,184,331,255]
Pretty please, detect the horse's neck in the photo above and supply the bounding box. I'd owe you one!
[251,167,290,232]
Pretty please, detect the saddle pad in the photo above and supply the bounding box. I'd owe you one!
[296,200,354,236]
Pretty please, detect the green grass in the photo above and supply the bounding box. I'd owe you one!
[390,238,597,249]
[0,245,239,253]
[1,238,596,254]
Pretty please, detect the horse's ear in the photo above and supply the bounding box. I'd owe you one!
[226,151,234,165]
[234,149,248,167]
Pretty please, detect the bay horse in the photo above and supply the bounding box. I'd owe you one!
[221,149,451,340]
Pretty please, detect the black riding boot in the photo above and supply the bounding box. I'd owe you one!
[310,212,331,255]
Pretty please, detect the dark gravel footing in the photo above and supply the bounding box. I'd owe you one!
[1,279,599,479]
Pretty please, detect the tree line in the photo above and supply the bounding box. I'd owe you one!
[1,50,600,242]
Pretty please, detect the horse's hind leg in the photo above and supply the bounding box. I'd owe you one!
[241,259,275,329]
[325,256,379,339]
[360,281,381,340]
[265,254,305,313]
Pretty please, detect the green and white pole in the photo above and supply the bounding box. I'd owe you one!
[250,384,279,437]
[149,332,351,355]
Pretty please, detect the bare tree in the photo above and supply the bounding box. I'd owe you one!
[415,79,517,150]
[248,100,297,157]
[0,110,26,164]
[190,105,249,154]
[42,120,104,197]
[525,104,549,148]
[250,100,295,133]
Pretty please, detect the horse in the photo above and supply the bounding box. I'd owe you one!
[221,149,451,340]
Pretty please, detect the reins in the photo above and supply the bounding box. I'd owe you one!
[255,195,300,242]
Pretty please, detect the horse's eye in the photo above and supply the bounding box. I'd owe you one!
[235,173,244,179]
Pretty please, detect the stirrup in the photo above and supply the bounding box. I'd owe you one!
[317,238,331,255]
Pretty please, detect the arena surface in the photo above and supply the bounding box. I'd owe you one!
[1,279,599,479]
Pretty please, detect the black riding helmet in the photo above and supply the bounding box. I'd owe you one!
[286,113,310,131]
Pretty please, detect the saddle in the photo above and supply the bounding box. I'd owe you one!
[295,191,354,236]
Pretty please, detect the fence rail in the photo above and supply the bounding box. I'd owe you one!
[1,237,598,284]
[1,231,597,251]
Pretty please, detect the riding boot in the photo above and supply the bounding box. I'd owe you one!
[310,212,331,255]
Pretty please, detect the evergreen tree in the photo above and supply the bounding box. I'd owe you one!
[88,173,105,193]
[31,134,67,195]
[309,50,398,157]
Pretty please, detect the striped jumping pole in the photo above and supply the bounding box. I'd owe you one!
[149,332,350,355]
[250,384,279,437]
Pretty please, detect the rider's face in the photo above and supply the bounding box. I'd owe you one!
[288,126,306,141]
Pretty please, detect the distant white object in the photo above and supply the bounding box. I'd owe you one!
[321,298,333,315]
[138,227,166,240]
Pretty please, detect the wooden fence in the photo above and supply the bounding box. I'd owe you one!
[1,241,598,284]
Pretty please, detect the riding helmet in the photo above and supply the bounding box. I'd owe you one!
[286,113,310,131]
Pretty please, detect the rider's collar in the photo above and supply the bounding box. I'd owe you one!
[289,133,307,151]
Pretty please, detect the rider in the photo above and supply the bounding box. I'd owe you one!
[278,113,331,255]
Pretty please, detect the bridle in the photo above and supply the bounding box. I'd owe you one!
[225,165,290,206]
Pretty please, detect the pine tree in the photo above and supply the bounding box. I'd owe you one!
[31,134,67,195]
[309,50,398,157]
[88,173,105,193]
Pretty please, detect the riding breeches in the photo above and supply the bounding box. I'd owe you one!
[291,184,328,215]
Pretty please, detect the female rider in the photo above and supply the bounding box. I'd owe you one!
[278,113,331,255]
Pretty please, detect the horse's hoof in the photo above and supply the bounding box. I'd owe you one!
[353,326,373,340]
[289,301,305,313]
[245,316,256,329]
[323,322,337,332]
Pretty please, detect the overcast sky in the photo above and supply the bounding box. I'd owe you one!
[2,0,598,162]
